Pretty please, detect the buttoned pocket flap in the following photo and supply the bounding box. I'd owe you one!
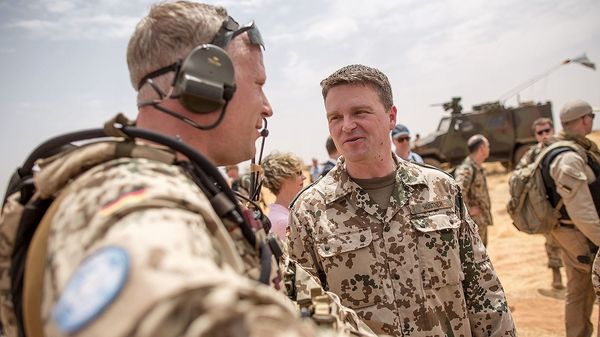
[412,213,460,233]
[317,230,372,258]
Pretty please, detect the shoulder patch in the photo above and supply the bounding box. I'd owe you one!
[52,246,130,333]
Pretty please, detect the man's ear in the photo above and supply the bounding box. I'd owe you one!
[389,105,397,130]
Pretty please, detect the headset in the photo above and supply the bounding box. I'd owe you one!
[137,16,264,130]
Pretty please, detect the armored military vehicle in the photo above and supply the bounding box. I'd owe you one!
[413,97,553,169]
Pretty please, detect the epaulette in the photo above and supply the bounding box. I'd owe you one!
[411,161,455,179]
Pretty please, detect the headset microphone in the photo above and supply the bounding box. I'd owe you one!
[259,117,269,137]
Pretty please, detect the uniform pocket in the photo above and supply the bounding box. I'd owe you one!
[316,229,383,309]
[412,213,463,289]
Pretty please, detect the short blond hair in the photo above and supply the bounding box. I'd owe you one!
[262,152,304,195]
[127,1,228,100]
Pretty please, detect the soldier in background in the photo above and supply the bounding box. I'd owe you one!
[320,136,339,177]
[288,64,515,336]
[548,100,599,337]
[391,123,424,163]
[310,158,321,182]
[0,2,375,336]
[454,134,493,246]
[515,117,564,289]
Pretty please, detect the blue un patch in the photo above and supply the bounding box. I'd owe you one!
[52,245,130,333]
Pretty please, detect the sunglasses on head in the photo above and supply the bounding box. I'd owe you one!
[535,128,552,136]
[211,16,264,50]
[137,16,264,90]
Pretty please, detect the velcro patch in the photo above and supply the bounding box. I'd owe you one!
[409,199,453,214]
[52,246,130,333]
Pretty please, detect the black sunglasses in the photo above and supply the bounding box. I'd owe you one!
[211,16,264,50]
[535,128,552,136]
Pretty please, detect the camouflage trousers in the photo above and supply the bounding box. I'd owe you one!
[543,233,563,268]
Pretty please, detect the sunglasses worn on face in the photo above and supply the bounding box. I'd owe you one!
[536,128,552,136]
[396,137,410,143]
[588,113,596,120]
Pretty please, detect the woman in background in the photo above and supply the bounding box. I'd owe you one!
[262,152,306,240]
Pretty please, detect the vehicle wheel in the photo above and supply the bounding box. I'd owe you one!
[423,157,442,168]
[513,144,532,169]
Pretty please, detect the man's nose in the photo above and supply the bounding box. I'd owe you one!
[262,94,273,117]
[341,115,356,132]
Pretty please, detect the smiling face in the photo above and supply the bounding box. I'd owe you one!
[326,84,396,171]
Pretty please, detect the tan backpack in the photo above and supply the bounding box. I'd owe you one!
[506,141,579,234]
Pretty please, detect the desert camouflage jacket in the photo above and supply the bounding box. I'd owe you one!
[454,156,493,227]
[288,155,515,336]
[0,140,373,337]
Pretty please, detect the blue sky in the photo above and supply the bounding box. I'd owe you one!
[1,0,599,191]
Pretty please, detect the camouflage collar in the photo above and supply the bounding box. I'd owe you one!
[464,155,483,170]
[321,153,427,206]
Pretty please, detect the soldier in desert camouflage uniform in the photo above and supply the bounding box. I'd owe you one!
[288,64,515,336]
[454,135,493,247]
[0,2,374,337]
[515,117,564,289]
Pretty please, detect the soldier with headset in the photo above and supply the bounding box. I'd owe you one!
[0,2,375,337]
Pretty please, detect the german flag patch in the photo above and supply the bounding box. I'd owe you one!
[99,187,148,217]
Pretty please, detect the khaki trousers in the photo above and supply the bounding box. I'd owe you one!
[552,226,596,337]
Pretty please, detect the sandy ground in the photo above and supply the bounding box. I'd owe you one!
[484,130,600,336]
[263,131,600,335]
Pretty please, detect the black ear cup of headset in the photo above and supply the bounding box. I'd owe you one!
[174,44,236,114]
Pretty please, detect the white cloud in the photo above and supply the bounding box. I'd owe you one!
[44,0,76,13]
[304,17,359,41]
[10,19,57,30]
[7,14,139,40]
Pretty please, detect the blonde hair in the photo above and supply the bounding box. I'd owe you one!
[262,152,304,195]
[127,1,228,101]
